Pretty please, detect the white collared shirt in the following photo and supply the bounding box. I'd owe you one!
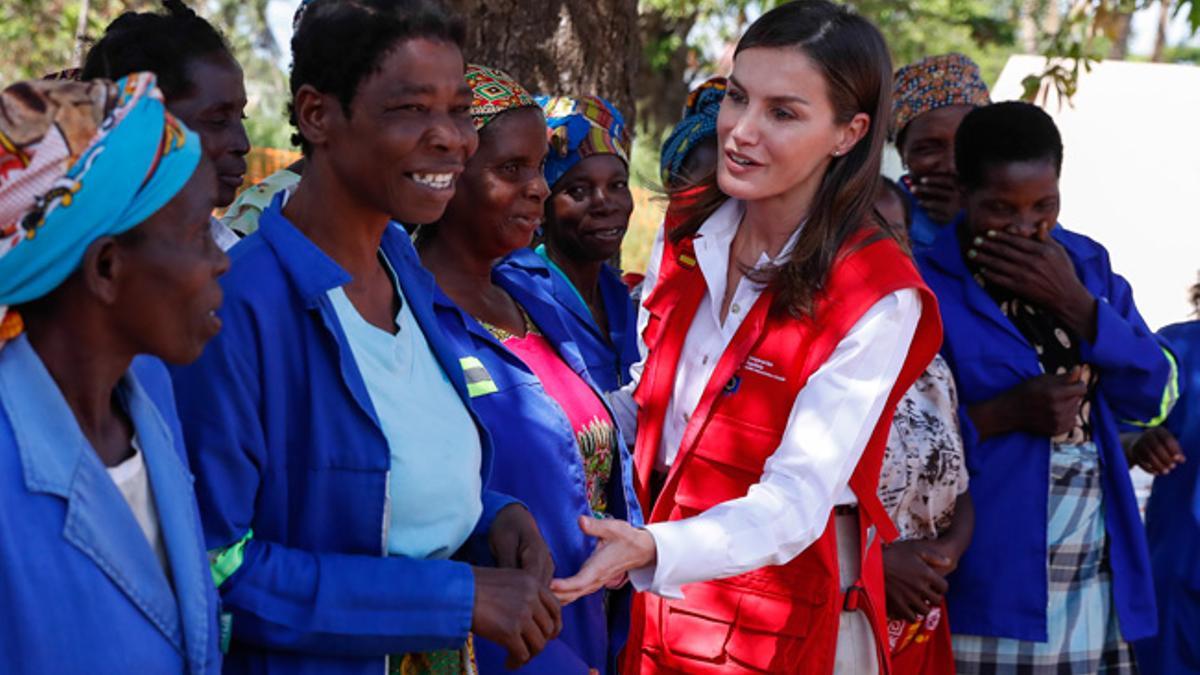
[627,198,921,598]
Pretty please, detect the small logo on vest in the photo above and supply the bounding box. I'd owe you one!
[743,355,786,382]
[723,375,741,394]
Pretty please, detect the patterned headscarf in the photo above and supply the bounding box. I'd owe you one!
[659,76,726,185]
[0,73,201,345]
[466,64,537,131]
[891,53,991,142]
[536,94,631,188]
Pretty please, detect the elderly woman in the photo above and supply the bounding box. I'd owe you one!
[83,0,251,251]
[0,74,226,673]
[418,65,641,675]
[526,95,638,393]
[168,2,559,674]
[916,102,1174,673]
[891,53,990,250]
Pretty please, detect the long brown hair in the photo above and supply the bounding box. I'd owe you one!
[669,0,893,317]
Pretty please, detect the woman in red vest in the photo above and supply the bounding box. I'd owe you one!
[551,2,943,673]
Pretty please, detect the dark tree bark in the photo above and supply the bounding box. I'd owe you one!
[446,0,641,127]
[635,7,698,139]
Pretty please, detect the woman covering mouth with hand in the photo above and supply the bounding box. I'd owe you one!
[418,65,641,675]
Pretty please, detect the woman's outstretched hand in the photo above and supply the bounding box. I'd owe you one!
[550,516,657,605]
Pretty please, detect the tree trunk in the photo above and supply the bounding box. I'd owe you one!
[73,0,91,62]
[1104,10,1134,59]
[1152,0,1171,62]
[445,0,641,127]
[634,7,697,140]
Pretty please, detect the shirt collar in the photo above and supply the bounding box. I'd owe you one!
[257,191,416,307]
[0,334,156,497]
[696,198,806,267]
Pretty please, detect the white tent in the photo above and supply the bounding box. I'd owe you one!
[990,55,1200,331]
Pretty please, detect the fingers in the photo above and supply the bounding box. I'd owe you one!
[502,631,531,671]
[1139,437,1183,475]
[917,549,952,569]
[928,572,949,597]
[520,543,555,586]
[539,585,563,639]
[982,229,1043,254]
[550,571,598,606]
[578,515,621,540]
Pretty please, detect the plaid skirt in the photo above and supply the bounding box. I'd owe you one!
[953,442,1139,674]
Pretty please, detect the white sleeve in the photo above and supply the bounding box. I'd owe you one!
[629,289,922,598]
[605,226,666,432]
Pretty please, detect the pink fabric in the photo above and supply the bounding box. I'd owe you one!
[503,331,615,514]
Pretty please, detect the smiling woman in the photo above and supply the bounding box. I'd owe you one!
[417,64,643,675]
[167,3,564,674]
[548,3,944,674]
[530,95,641,393]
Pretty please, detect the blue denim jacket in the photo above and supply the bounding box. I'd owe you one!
[0,336,220,673]
[170,194,516,675]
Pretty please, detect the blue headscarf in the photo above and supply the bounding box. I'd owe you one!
[0,73,202,342]
[536,94,631,189]
[659,77,726,185]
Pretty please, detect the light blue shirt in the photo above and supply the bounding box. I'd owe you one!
[328,274,482,560]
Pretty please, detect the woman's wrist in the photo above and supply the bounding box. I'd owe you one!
[632,527,658,569]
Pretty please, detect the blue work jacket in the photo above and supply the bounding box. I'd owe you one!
[1135,320,1200,674]
[900,176,953,253]
[0,335,220,674]
[170,194,517,675]
[431,248,643,674]
[530,249,639,392]
[917,223,1170,642]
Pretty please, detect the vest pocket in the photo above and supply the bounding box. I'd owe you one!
[725,590,815,672]
[660,581,820,673]
[673,416,782,510]
[662,582,738,662]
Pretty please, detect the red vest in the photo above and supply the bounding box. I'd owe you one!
[625,214,942,675]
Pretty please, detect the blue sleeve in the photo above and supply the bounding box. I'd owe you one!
[171,296,475,657]
[1078,256,1177,426]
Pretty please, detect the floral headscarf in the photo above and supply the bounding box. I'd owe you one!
[535,94,630,188]
[891,53,991,143]
[0,73,201,346]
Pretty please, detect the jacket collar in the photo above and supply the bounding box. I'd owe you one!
[495,252,593,378]
[258,192,352,307]
[919,220,1097,347]
[430,250,591,382]
[524,246,629,347]
[0,336,211,671]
